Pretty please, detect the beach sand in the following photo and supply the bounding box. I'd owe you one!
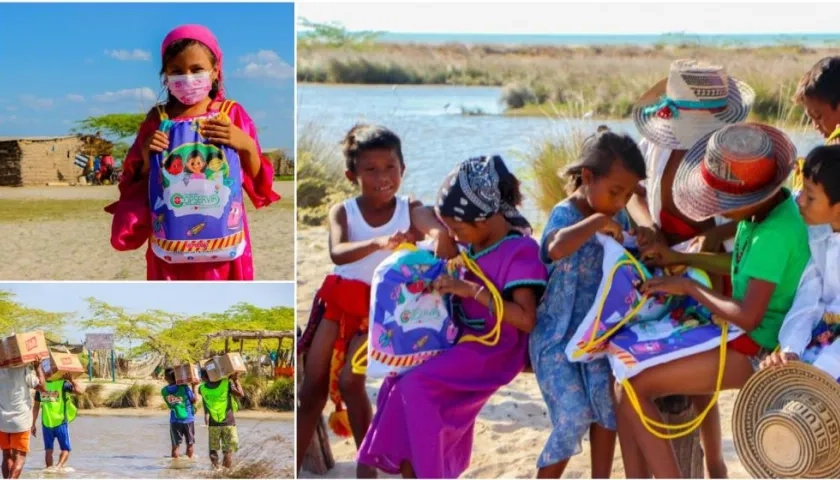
[0,181,294,281]
[296,226,751,479]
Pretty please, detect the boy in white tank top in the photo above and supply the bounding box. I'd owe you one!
[296,124,458,478]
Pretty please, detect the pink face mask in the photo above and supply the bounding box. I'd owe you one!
[166,72,213,105]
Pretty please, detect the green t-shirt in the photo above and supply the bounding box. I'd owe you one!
[731,189,811,349]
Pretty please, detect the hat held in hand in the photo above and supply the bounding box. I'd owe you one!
[633,59,755,150]
[733,361,840,478]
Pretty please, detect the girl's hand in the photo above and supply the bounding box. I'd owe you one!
[376,231,415,250]
[631,225,665,250]
[432,275,478,298]
[597,215,624,243]
[640,276,694,296]
[640,241,679,267]
[141,130,170,173]
[200,118,256,154]
[760,351,799,370]
[433,233,459,260]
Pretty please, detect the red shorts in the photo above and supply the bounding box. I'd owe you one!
[727,334,761,357]
[0,431,30,453]
[319,275,371,334]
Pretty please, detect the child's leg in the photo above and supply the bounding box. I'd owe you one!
[55,424,70,468]
[296,319,340,472]
[221,426,238,469]
[339,333,376,479]
[399,460,416,479]
[615,396,650,479]
[692,395,727,479]
[169,424,181,458]
[536,459,570,478]
[44,450,53,468]
[2,447,11,478]
[616,349,754,479]
[185,422,195,459]
[208,426,220,468]
[590,423,616,478]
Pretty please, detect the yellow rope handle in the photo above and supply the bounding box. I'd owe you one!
[572,253,651,358]
[620,322,729,439]
[350,243,504,374]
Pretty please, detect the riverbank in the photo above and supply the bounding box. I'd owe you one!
[0,181,294,280]
[79,407,292,420]
[298,41,829,122]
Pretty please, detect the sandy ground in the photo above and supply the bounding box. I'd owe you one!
[296,226,751,479]
[0,181,294,281]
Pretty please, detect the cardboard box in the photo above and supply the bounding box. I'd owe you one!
[173,363,201,385]
[41,351,85,381]
[0,331,50,368]
[216,352,247,378]
[203,357,224,382]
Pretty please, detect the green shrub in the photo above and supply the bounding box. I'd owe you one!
[103,383,156,408]
[262,377,294,411]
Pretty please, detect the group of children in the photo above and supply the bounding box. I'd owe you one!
[297,55,840,479]
[161,366,244,469]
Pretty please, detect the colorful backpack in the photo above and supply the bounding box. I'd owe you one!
[148,100,246,264]
[361,246,459,378]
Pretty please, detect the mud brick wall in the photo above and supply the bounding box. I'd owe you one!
[0,137,84,186]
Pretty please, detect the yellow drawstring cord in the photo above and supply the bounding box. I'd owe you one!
[571,253,650,359]
[351,243,505,374]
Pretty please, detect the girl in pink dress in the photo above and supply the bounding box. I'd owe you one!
[357,155,548,478]
[104,24,279,281]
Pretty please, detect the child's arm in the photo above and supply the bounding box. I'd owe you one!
[31,399,40,436]
[545,213,623,261]
[66,376,84,394]
[229,374,245,399]
[409,203,459,259]
[328,203,409,265]
[778,260,824,357]
[642,243,733,276]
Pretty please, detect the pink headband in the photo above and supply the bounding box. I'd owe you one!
[161,24,225,98]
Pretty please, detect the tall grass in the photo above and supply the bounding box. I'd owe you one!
[299,42,829,123]
[103,383,156,408]
[296,123,357,226]
[75,384,103,409]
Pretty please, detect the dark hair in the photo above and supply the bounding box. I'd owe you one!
[803,144,840,204]
[160,39,220,103]
[341,124,404,173]
[495,156,523,208]
[164,368,175,383]
[564,126,647,194]
[793,56,840,109]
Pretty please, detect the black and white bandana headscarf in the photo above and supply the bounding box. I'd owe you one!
[436,155,531,235]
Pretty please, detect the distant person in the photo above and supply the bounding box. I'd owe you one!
[198,368,244,469]
[31,373,83,471]
[161,368,197,459]
[790,56,840,194]
[104,23,280,281]
[0,362,46,479]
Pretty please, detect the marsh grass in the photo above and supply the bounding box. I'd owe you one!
[299,42,832,123]
[74,383,103,409]
[296,123,357,226]
[103,383,156,408]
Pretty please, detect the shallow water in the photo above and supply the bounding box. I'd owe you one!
[21,414,293,479]
[298,83,824,223]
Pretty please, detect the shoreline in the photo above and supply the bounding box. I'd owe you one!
[78,407,292,420]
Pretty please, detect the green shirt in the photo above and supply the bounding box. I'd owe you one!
[732,189,811,349]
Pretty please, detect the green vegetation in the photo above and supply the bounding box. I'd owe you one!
[72,112,146,159]
[298,17,383,50]
[298,36,826,125]
[237,375,294,411]
[274,174,294,181]
[0,199,110,223]
[75,384,104,409]
[296,123,356,226]
[103,383,156,408]
[0,291,70,341]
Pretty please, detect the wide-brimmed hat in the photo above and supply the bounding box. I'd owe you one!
[633,59,755,150]
[733,362,840,478]
[671,122,796,221]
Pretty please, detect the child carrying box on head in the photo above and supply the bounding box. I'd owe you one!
[162,367,198,459]
[198,362,244,469]
[762,145,840,371]
[31,372,83,472]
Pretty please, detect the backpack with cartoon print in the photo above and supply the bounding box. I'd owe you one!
[148,100,246,264]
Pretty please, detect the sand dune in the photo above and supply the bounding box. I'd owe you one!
[297,226,752,479]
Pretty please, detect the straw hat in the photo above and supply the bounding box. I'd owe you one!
[733,361,840,478]
[633,59,755,150]
[671,122,796,221]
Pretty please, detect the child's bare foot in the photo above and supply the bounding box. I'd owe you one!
[707,460,728,479]
[357,463,378,478]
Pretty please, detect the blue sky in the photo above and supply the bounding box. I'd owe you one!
[3,282,294,344]
[0,2,295,151]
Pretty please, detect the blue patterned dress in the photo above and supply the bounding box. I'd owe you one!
[529,199,629,467]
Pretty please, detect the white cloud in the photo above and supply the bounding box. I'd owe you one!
[92,88,156,103]
[105,48,151,61]
[237,50,293,81]
[19,94,54,109]
[66,94,85,103]
[6,106,17,112]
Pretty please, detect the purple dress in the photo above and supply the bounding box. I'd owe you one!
[357,233,548,478]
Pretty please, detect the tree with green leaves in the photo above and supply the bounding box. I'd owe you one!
[0,291,70,342]
[72,113,146,160]
[79,297,170,356]
[297,17,382,49]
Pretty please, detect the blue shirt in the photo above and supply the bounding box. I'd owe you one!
[162,385,195,424]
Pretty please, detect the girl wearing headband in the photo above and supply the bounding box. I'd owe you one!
[105,24,280,280]
[357,155,547,478]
